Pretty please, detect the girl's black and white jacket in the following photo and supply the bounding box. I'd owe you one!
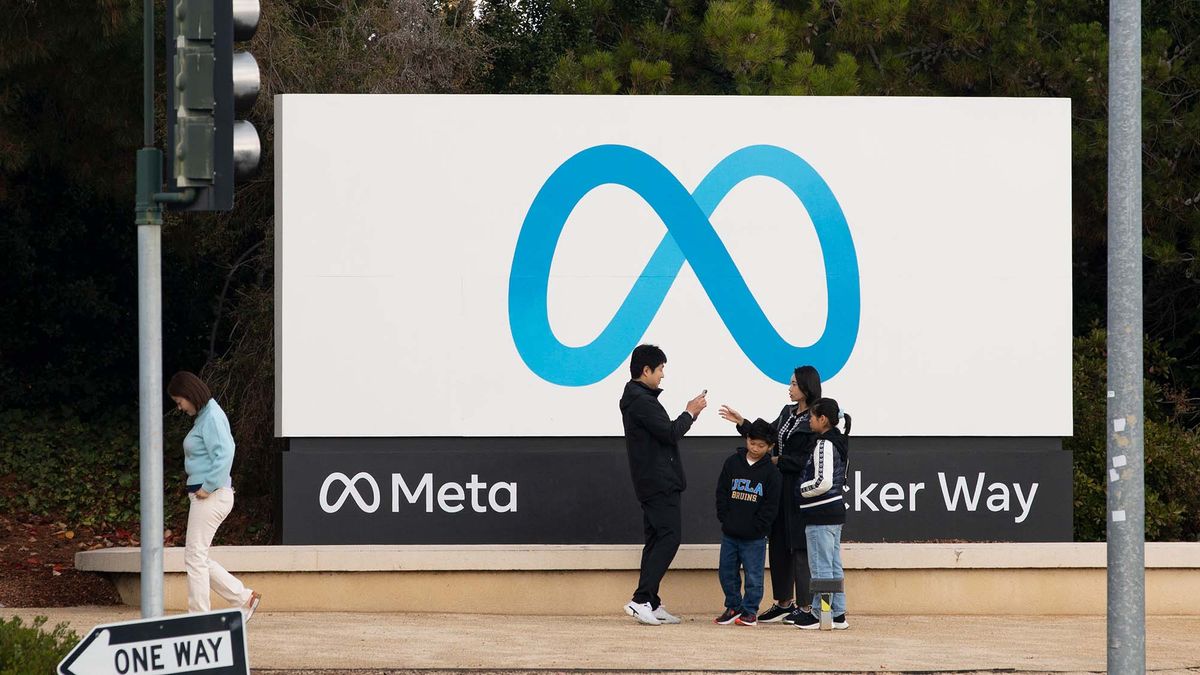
[795,427,849,526]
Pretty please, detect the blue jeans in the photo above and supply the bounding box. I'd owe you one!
[806,524,846,616]
[718,534,767,615]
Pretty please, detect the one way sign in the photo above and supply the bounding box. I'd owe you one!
[58,610,249,675]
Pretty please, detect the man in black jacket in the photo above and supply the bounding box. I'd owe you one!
[619,344,707,625]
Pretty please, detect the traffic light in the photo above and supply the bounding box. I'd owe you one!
[165,0,262,211]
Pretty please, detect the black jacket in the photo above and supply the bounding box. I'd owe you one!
[715,448,782,539]
[796,427,849,526]
[619,380,694,501]
[738,404,818,549]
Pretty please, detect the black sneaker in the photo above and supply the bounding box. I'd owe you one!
[794,612,820,630]
[758,603,794,623]
[832,614,849,630]
[781,607,809,625]
[714,608,739,625]
[735,611,758,626]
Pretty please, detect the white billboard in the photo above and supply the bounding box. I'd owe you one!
[275,95,1071,438]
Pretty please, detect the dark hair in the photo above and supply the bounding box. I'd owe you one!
[744,418,776,444]
[167,371,212,411]
[629,344,667,379]
[810,397,851,435]
[793,365,822,405]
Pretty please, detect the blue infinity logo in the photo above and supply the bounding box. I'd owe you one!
[508,144,859,386]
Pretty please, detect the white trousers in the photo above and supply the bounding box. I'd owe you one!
[185,487,252,612]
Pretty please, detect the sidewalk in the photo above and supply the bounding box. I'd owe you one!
[8,606,1200,673]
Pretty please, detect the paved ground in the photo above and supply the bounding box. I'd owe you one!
[9,606,1200,673]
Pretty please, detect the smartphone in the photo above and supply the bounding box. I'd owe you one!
[701,389,708,396]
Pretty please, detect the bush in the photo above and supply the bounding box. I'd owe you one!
[1068,328,1200,541]
[0,616,79,674]
[0,409,192,532]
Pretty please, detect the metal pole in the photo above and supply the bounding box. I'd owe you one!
[137,0,165,618]
[1107,0,1144,672]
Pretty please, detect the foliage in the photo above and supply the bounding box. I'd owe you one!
[0,0,492,544]
[0,410,191,531]
[0,616,79,675]
[533,0,858,95]
[1068,328,1200,541]
[0,0,140,414]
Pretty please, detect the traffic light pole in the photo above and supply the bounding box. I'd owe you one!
[1107,0,1145,672]
[138,0,255,616]
[136,0,193,619]
[135,0,166,619]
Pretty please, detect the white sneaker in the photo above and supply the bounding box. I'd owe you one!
[652,605,681,624]
[242,591,262,623]
[624,601,661,625]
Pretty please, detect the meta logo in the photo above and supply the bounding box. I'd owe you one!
[509,144,860,386]
[319,471,518,514]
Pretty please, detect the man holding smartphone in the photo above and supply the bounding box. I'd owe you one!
[618,344,708,625]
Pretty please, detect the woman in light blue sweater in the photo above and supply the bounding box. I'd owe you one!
[167,371,261,620]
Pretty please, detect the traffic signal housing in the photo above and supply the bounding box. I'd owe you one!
[165,0,261,211]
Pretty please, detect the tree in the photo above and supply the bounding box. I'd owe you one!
[0,0,492,540]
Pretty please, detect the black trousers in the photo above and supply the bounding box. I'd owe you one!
[632,491,682,608]
[768,515,811,605]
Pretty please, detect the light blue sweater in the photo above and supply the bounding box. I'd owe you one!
[183,400,235,493]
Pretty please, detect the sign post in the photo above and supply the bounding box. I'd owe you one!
[58,610,249,675]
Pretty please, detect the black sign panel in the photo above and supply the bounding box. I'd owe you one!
[59,610,247,675]
[282,437,1071,544]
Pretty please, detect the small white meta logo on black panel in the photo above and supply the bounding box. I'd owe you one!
[320,472,381,514]
[318,471,518,514]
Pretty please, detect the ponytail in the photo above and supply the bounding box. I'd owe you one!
[810,397,850,436]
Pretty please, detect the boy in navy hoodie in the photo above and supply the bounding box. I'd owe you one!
[713,418,782,626]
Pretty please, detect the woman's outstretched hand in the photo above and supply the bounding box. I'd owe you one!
[718,405,744,426]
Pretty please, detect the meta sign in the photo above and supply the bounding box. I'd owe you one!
[275,95,1073,543]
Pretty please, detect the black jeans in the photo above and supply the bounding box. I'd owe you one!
[632,491,682,608]
[768,518,810,605]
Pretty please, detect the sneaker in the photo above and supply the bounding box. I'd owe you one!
[624,601,661,625]
[832,614,849,630]
[794,612,821,630]
[758,603,794,623]
[713,608,739,625]
[734,611,758,626]
[781,607,809,625]
[652,605,681,624]
[242,591,262,623]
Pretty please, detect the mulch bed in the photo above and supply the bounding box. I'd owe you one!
[0,512,127,607]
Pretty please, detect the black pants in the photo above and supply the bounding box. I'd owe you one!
[768,515,810,605]
[632,491,682,608]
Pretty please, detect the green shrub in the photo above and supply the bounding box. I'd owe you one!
[0,410,192,531]
[0,616,79,674]
[1068,328,1200,541]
